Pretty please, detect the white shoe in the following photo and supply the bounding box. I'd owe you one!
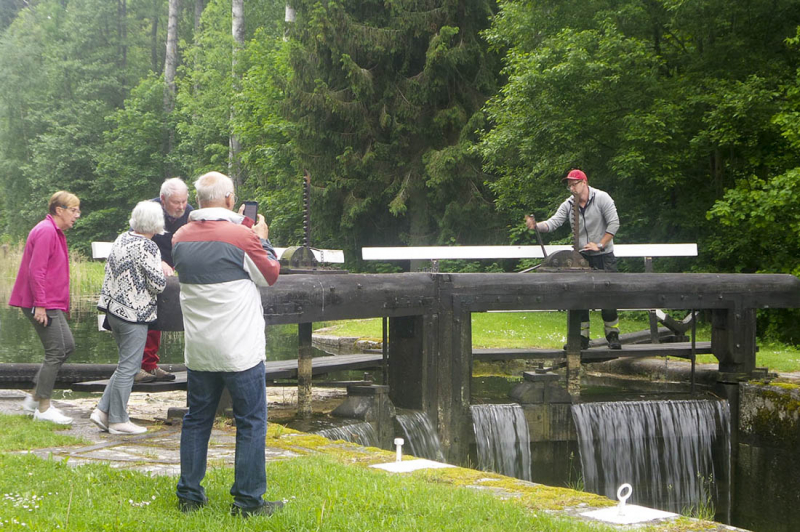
[108,421,147,435]
[22,394,39,415]
[33,406,73,425]
[90,408,109,432]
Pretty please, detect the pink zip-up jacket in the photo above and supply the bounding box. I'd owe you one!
[9,214,70,312]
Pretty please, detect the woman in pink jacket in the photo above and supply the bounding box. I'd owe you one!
[9,191,81,425]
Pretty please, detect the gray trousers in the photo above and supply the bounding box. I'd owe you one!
[24,308,75,399]
[98,314,149,424]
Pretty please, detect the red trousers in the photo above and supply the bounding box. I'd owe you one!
[141,329,161,371]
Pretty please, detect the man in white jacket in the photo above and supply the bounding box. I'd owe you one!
[172,171,282,517]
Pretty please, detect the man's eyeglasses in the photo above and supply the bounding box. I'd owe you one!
[566,181,583,190]
[225,192,237,204]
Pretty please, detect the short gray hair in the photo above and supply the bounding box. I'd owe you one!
[130,201,165,235]
[194,171,234,204]
[160,177,188,199]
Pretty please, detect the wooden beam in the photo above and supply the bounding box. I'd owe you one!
[156,272,800,331]
[472,341,712,361]
[297,322,313,417]
[70,354,384,393]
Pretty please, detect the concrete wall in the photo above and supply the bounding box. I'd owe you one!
[734,382,800,531]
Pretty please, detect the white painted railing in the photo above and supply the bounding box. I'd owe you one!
[92,242,345,263]
[361,244,697,261]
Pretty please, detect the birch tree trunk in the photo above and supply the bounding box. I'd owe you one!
[164,0,179,114]
[194,0,205,32]
[117,0,127,93]
[150,0,159,73]
[229,0,244,190]
[162,0,180,167]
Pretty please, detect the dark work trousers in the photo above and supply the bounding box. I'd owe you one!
[579,252,620,337]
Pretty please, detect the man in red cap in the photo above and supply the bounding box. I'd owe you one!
[525,169,622,349]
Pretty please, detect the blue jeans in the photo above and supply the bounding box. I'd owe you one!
[176,361,268,508]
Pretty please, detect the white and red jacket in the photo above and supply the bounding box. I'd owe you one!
[172,208,280,372]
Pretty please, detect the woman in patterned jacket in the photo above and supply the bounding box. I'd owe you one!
[91,202,167,435]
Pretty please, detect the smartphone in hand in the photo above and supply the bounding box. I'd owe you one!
[243,201,258,222]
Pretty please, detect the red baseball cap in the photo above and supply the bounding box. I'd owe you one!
[562,169,587,181]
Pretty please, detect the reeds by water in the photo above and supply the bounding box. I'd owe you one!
[0,242,105,312]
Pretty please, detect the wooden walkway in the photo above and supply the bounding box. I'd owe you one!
[472,341,712,362]
[71,354,384,393]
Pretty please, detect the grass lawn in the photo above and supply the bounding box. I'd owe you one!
[319,311,800,373]
[0,415,622,532]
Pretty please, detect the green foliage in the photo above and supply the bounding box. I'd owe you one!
[91,76,173,243]
[0,0,159,249]
[2,0,800,343]
[285,0,505,268]
[479,0,800,270]
[172,0,236,178]
[235,32,303,246]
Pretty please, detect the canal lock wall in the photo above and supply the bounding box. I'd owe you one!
[734,381,800,531]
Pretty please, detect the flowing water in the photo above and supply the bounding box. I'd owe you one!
[396,411,445,462]
[470,403,532,481]
[316,422,380,447]
[571,399,731,518]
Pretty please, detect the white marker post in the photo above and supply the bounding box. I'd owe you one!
[394,438,404,462]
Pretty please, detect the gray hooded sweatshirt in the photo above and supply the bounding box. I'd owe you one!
[542,186,620,255]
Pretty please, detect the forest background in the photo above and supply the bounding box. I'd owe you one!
[1,0,800,341]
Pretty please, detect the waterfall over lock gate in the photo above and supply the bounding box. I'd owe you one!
[396,411,446,462]
[470,404,532,481]
[316,422,380,448]
[571,399,731,517]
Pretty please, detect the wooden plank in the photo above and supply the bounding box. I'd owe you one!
[472,348,567,360]
[70,354,384,393]
[71,371,188,393]
[580,341,712,361]
[472,341,712,362]
[361,244,698,261]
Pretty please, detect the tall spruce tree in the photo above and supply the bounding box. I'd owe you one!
[284,0,502,264]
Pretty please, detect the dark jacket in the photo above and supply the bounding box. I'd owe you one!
[150,197,193,267]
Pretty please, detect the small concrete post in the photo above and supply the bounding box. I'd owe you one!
[297,322,313,417]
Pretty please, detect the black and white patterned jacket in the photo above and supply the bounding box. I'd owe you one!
[98,232,166,323]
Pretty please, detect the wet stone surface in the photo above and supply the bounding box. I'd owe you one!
[0,389,301,476]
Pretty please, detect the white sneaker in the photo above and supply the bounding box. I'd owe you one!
[33,406,73,425]
[90,408,109,432]
[108,421,147,435]
[22,394,39,415]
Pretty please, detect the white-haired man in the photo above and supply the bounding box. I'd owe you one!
[136,177,194,383]
[172,171,282,517]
